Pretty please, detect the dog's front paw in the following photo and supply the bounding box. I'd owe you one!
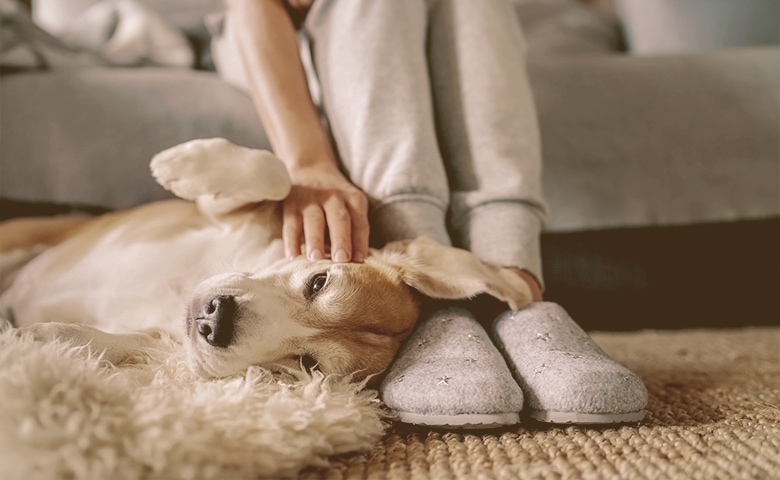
[15,322,90,345]
[14,323,159,365]
[150,138,291,203]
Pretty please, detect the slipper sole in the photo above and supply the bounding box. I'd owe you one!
[394,411,521,429]
[529,409,645,424]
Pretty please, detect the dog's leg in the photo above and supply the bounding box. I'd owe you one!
[15,322,167,365]
[0,216,92,289]
[150,138,292,218]
[0,215,92,253]
[0,314,12,333]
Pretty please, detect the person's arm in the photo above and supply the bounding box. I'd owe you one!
[227,0,369,263]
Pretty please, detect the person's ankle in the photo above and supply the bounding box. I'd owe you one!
[508,267,544,302]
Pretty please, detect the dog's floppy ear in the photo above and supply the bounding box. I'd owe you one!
[374,236,532,310]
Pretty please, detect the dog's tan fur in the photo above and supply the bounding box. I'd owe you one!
[0,139,532,382]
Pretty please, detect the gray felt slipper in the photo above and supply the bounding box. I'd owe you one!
[380,307,524,428]
[493,302,647,424]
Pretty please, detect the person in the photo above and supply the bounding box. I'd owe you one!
[217,0,647,427]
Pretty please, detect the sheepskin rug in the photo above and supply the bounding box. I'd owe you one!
[0,330,388,479]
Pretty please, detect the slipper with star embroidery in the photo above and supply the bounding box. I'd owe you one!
[493,302,647,424]
[380,306,524,428]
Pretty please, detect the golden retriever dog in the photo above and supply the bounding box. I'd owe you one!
[0,138,532,382]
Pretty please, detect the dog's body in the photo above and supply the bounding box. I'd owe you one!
[0,139,532,381]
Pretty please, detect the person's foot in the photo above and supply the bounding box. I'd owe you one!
[493,302,647,424]
[380,307,524,428]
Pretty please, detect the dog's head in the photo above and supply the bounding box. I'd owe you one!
[185,236,532,383]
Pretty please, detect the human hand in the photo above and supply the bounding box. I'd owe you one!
[228,0,367,261]
[283,164,369,263]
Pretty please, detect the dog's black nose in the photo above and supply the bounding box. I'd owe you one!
[195,295,236,348]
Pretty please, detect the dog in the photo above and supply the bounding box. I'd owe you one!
[0,138,532,382]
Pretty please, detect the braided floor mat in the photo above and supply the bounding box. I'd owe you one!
[302,327,779,479]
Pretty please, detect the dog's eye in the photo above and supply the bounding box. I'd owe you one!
[300,354,318,373]
[305,272,329,300]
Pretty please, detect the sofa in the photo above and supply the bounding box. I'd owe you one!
[1,0,778,330]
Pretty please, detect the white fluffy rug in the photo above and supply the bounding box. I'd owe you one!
[0,331,388,479]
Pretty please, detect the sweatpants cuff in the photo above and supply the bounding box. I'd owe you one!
[371,198,451,247]
[453,202,545,288]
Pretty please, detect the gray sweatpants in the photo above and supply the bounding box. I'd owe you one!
[213,0,548,284]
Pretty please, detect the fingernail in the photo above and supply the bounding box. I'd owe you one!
[353,251,365,263]
[333,249,349,263]
[309,249,324,261]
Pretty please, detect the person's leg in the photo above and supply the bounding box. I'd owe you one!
[493,303,648,423]
[298,0,641,426]
[423,0,647,424]
[302,0,451,247]
[425,0,547,283]
[304,0,525,428]
[380,306,524,428]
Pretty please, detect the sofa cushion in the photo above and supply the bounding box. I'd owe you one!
[615,0,780,55]
[530,47,780,232]
[2,46,778,233]
[513,0,622,58]
[0,68,269,209]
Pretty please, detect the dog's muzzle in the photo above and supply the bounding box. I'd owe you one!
[193,295,237,348]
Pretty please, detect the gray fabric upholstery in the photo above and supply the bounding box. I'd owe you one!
[2,48,777,232]
[531,47,780,232]
[0,68,268,209]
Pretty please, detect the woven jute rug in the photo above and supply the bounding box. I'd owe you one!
[301,327,780,480]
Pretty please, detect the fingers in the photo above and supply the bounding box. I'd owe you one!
[282,187,370,263]
[302,203,327,260]
[323,197,352,263]
[346,192,370,263]
[283,199,328,261]
[331,190,369,263]
[282,202,303,259]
